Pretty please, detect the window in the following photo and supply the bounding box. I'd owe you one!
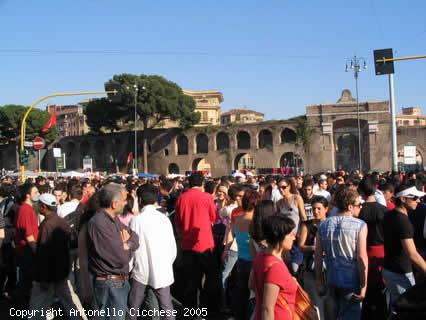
[403,120,409,125]
[414,119,420,125]
[202,111,208,121]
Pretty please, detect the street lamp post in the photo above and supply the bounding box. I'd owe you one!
[133,84,138,173]
[346,56,367,173]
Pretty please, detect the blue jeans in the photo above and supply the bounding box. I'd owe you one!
[325,285,362,320]
[222,249,238,288]
[93,279,130,320]
[383,269,415,306]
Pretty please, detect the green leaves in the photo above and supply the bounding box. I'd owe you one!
[295,116,313,153]
[0,104,57,144]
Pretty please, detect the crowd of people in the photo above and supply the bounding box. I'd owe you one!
[0,169,425,320]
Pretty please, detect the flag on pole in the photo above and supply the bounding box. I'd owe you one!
[126,152,134,166]
[42,111,57,133]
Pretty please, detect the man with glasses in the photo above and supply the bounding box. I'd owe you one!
[383,185,426,307]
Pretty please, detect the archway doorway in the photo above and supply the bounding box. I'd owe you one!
[168,163,180,174]
[234,153,255,170]
[279,152,303,168]
[192,158,211,172]
[397,147,424,171]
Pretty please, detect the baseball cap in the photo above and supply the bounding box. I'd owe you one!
[395,186,426,199]
[318,174,327,182]
[39,193,57,206]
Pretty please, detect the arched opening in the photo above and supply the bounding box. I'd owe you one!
[192,158,211,172]
[196,133,209,154]
[177,134,189,155]
[66,142,76,169]
[237,131,251,149]
[258,129,273,149]
[94,140,106,169]
[216,132,230,150]
[281,128,297,144]
[234,153,255,170]
[80,141,90,158]
[168,163,180,174]
[279,152,303,168]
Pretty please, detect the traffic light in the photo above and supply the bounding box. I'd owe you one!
[374,48,395,75]
[19,149,29,165]
[105,82,122,103]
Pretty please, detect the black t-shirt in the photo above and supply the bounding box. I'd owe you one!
[383,209,414,274]
[302,194,314,220]
[409,203,426,252]
[359,202,386,246]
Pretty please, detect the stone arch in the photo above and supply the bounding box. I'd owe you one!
[80,141,90,158]
[192,158,212,172]
[279,152,303,167]
[94,140,106,169]
[258,129,273,149]
[237,131,251,149]
[168,163,180,174]
[234,153,255,170]
[216,132,230,150]
[281,128,296,144]
[196,133,209,154]
[176,134,189,155]
[65,141,77,169]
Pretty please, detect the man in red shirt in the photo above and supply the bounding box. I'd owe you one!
[14,182,40,307]
[175,173,221,314]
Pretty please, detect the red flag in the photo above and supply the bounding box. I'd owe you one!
[42,111,57,133]
[126,152,134,166]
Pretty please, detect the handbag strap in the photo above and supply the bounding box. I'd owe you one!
[265,260,294,319]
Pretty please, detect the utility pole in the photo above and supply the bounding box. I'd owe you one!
[133,84,138,174]
[346,55,367,173]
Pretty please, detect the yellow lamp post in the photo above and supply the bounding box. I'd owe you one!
[19,90,118,182]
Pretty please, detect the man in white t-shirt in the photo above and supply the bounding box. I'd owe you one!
[314,174,331,202]
[58,186,82,218]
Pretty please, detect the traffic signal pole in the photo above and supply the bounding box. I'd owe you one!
[19,90,118,182]
[374,49,426,173]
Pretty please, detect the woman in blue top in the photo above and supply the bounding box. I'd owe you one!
[225,189,260,320]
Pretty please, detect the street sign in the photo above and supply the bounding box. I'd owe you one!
[24,141,34,147]
[53,148,62,158]
[33,137,45,150]
[374,48,395,75]
[83,156,93,172]
[404,144,417,165]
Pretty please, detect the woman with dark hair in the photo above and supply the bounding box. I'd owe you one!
[252,215,297,320]
[250,200,276,251]
[224,189,260,320]
[298,196,328,319]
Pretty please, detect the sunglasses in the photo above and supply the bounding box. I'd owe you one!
[353,203,363,208]
[405,196,419,201]
[279,185,289,189]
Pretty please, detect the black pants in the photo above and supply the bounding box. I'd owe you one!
[181,249,221,313]
[231,259,252,320]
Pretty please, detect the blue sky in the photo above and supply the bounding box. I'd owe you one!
[1,0,425,119]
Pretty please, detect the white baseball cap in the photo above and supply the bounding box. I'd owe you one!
[39,193,57,206]
[395,186,426,199]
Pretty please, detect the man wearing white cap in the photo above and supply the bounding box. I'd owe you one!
[383,184,426,306]
[28,193,85,320]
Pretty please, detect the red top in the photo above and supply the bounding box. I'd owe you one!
[14,203,39,253]
[175,188,216,252]
[231,207,244,224]
[253,252,298,320]
[386,201,395,211]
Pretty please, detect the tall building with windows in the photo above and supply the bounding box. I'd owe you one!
[397,107,426,127]
[46,104,88,137]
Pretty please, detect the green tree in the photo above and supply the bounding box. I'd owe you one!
[0,104,57,144]
[84,98,127,133]
[294,116,313,153]
[99,73,200,172]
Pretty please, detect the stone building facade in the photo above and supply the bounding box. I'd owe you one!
[1,90,425,175]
